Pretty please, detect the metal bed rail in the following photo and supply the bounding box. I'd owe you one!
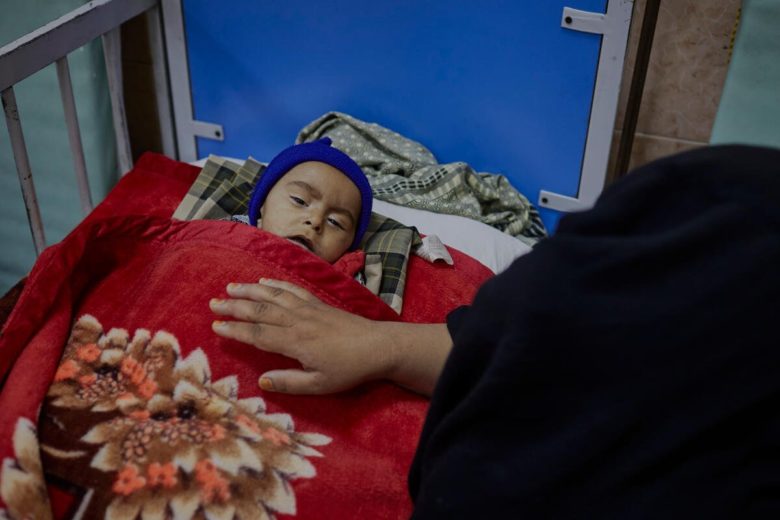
[0,0,167,256]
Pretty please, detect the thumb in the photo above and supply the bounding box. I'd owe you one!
[259,369,327,395]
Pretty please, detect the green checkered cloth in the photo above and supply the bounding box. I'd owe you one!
[173,157,264,221]
[172,156,420,313]
[362,215,421,313]
[297,112,547,246]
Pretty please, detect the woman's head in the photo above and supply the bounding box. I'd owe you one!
[247,138,373,262]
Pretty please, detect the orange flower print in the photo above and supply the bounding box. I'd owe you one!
[210,424,226,442]
[78,374,97,386]
[76,342,101,362]
[137,378,158,400]
[112,464,146,496]
[121,357,147,386]
[236,414,261,435]
[129,410,150,421]
[52,318,333,519]
[120,357,136,374]
[147,462,178,489]
[262,428,291,447]
[54,360,79,382]
[195,459,231,504]
[131,367,146,386]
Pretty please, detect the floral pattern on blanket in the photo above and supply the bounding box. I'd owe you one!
[4,315,330,519]
[1,419,52,520]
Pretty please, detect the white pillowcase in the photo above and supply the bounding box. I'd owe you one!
[371,200,530,274]
[190,156,531,273]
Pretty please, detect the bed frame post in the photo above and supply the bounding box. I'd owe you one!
[539,0,634,213]
[1,87,47,256]
[0,0,160,255]
[147,4,177,159]
[56,56,94,215]
[102,27,134,176]
[160,0,224,162]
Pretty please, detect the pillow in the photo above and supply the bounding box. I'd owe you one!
[371,200,531,274]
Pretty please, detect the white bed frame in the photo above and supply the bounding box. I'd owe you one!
[1,0,633,257]
[0,0,167,256]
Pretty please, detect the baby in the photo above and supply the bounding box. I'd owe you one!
[246,138,373,263]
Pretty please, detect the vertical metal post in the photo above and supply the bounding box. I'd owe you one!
[1,87,46,256]
[147,5,177,158]
[538,0,634,212]
[102,27,134,175]
[613,0,662,180]
[161,0,199,162]
[56,56,94,215]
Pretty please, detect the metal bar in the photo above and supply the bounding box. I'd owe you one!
[161,0,198,161]
[146,5,177,158]
[190,120,224,141]
[102,28,134,175]
[539,0,634,212]
[0,0,158,92]
[56,56,93,215]
[1,87,46,256]
[160,0,224,161]
[613,0,662,180]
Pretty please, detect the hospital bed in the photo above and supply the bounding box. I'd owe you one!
[2,0,635,260]
[0,0,639,517]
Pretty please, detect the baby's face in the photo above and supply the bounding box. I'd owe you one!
[260,161,361,263]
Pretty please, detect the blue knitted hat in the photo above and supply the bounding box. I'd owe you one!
[247,137,373,251]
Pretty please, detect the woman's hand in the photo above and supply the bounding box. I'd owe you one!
[209,279,452,396]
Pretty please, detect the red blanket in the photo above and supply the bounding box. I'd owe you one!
[0,154,492,519]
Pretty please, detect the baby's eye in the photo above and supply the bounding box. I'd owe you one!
[290,196,306,206]
[327,217,345,230]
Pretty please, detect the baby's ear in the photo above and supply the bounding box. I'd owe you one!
[257,205,265,228]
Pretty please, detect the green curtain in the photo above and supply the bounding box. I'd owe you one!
[710,0,780,148]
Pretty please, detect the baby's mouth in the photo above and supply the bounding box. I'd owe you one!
[286,235,314,252]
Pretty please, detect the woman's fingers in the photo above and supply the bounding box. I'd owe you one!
[224,279,321,312]
[209,297,292,327]
[210,280,326,361]
[211,320,295,356]
[210,279,401,395]
[259,369,328,395]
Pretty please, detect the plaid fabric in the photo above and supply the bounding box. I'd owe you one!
[297,112,547,246]
[172,156,265,221]
[362,214,422,313]
[172,157,420,313]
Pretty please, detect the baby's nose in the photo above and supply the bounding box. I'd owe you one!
[304,215,323,232]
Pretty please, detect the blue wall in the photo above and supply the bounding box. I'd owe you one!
[183,0,607,232]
